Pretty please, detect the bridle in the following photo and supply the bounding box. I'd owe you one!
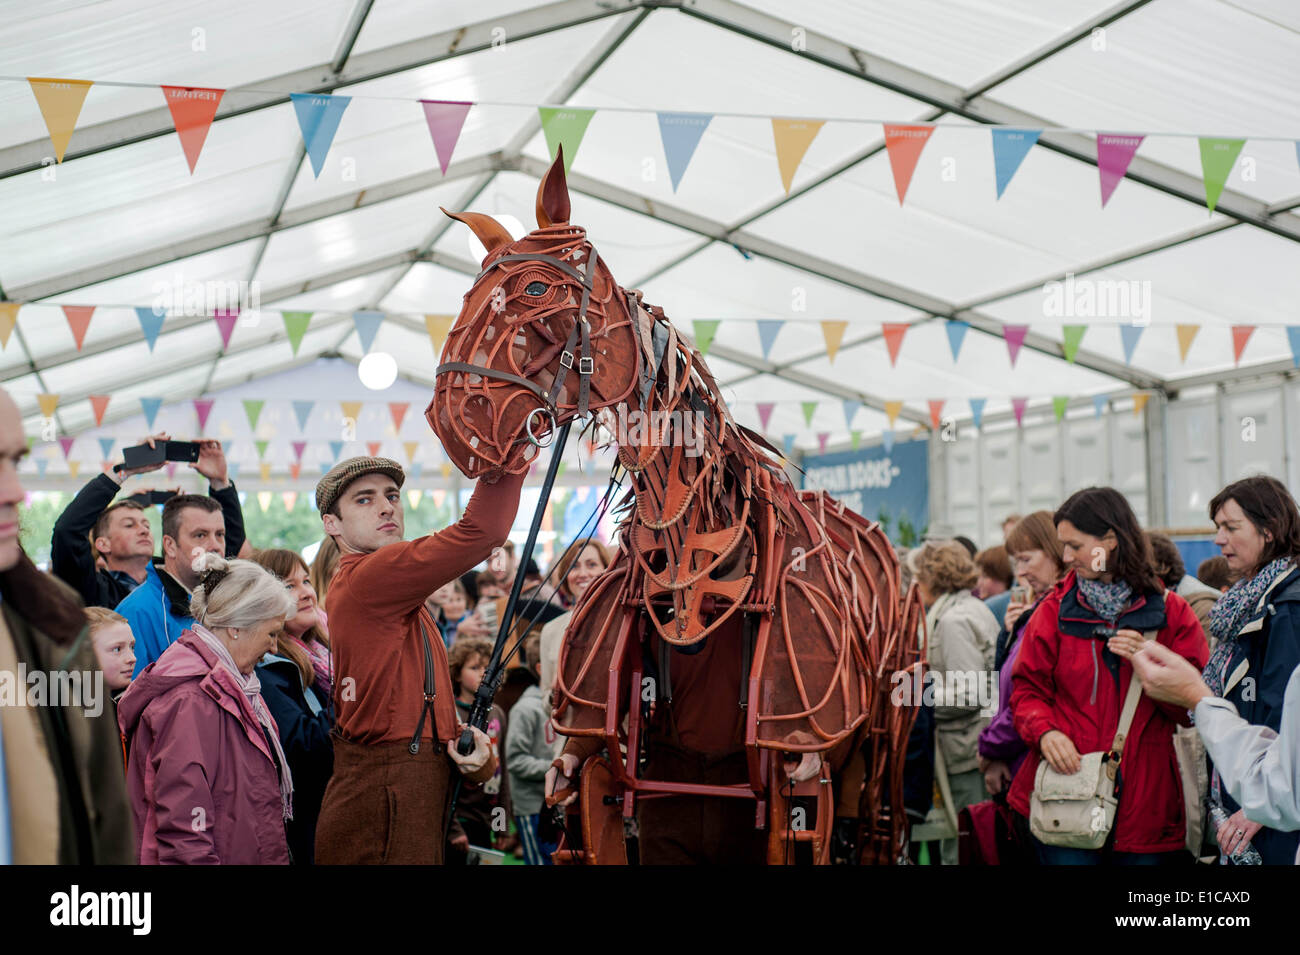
[434,241,600,448]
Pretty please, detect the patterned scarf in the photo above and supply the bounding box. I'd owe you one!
[288,634,333,699]
[192,624,294,822]
[1076,576,1133,625]
[1203,557,1294,697]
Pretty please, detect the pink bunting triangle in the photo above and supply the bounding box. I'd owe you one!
[292,440,307,461]
[1003,325,1029,367]
[419,100,473,175]
[756,402,775,431]
[59,437,75,458]
[193,398,214,433]
[1097,134,1145,208]
[816,432,829,454]
[1012,398,1029,427]
[214,309,239,349]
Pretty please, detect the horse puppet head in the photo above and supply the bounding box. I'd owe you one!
[426,147,640,477]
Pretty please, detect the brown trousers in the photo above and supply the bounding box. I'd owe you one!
[637,743,768,865]
[316,735,452,865]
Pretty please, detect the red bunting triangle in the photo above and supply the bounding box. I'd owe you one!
[88,394,110,427]
[881,323,909,366]
[367,441,381,457]
[883,124,935,205]
[63,306,94,350]
[928,400,945,430]
[1231,325,1256,365]
[161,86,225,173]
[290,462,302,480]
[389,402,409,432]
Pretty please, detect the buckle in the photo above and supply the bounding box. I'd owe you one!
[578,356,594,375]
[559,350,574,369]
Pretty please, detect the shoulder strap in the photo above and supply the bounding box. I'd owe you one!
[1110,630,1158,767]
[408,620,438,755]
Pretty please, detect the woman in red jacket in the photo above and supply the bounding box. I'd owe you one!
[1008,487,1209,864]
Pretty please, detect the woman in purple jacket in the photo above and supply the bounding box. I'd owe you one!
[118,553,297,864]
[977,511,1066,795]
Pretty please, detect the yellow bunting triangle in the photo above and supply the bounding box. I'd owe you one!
[29,78,94,162]
[425,315,455,355]
[37,393,60,418]
[883,401,903,428]
[407,489,422,511]
[0,303,19,348]
[259,463,272,483]
[340,401,362,422]
[67,460,81,479]
[1175,324,1199,363]
[772,118,825,194]
[820,321,848,364]
[1132,393,1150,416]
[403,440,419,463]
[440,462,452,478]
[257,490,272,511]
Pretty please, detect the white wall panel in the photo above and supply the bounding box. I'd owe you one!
[945,436,982,543]
[1165,398,1219,528]
[1223,388,1286,484]
[1110,413,1149,524]
[1021,424,1063,516]
[980,431,1019,547]
[1063,416,1110,496]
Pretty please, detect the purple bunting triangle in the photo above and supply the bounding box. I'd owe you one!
[1097,134,1145,208]
[214,309,238,349]
[419,100,473,175]
[1003,325,1029,367]
[1011,398,1028,427]
[59,437,75,458]
[193,398,214,432]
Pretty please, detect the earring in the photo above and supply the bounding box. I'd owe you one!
[230,628,240,640]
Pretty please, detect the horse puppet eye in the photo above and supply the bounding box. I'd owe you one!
[525,281,547,296]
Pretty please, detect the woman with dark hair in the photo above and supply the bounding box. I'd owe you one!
[1007,487,1209,864]
[252,548,335,864]
[1201,475,1300,865]
[978,512,1067,797]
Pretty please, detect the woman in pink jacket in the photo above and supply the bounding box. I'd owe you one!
[118,552,297,864]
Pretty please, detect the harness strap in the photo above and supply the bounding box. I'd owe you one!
[434,361,556,411]
[409,620,439,755]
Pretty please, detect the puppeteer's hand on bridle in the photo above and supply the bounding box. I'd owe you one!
[448,724,491,775]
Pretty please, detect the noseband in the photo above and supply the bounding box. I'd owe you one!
[435,244,601,445]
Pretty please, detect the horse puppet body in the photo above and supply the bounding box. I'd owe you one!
[428,149,924,865]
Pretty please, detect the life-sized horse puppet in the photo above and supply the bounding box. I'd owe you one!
[427,148,925,864]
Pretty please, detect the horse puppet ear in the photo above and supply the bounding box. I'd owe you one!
[440,208,514,260]
[535,145,571,228]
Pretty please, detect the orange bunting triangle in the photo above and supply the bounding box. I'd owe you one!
[162,86,225,173]
[389,402,409,432]
[289,462,302,480]
[771,118,825,194]
[367,441,381,458]
[1231,325,1256,365]
[37,393,60,418]
[1132,393,1150,416]
[62,306,95,350]
[884,401,903,428]
[820,321,848,364]
[928,400,945,430]
[881,323,908,366]
[28,78,93,162]
[340,401,362,422]
[1175,324,1199,363]
[89,394,111,427]
[883,124,935,205]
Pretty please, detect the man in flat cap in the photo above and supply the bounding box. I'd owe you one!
[313,454,525,864]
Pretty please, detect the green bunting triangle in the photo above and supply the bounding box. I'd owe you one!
[850,430,861,450]
[1062,325,1087,364]
[255,439,269,459]
[243,399,264,431]
[693,320,719,357]
[1053,396,1069,421]
[538,108,596,176]
[1198,138,1246,213]
[282,311,312,355]
[801,401,818,427]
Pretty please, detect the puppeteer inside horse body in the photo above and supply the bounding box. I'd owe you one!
[428,147,924,865]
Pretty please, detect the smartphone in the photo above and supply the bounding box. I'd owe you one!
[124,490,176,507]
[118,440,201,471]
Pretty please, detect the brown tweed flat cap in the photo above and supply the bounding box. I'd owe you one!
[316,456,405,514]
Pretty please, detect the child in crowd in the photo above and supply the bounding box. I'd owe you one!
[428,578,473,647]
[86,606,136,703]
[447,638,510,862]
[505,635,559,864]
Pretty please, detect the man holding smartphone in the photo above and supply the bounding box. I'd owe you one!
[51,432,244,611]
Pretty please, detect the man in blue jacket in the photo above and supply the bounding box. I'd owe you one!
[118,489,240,676]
